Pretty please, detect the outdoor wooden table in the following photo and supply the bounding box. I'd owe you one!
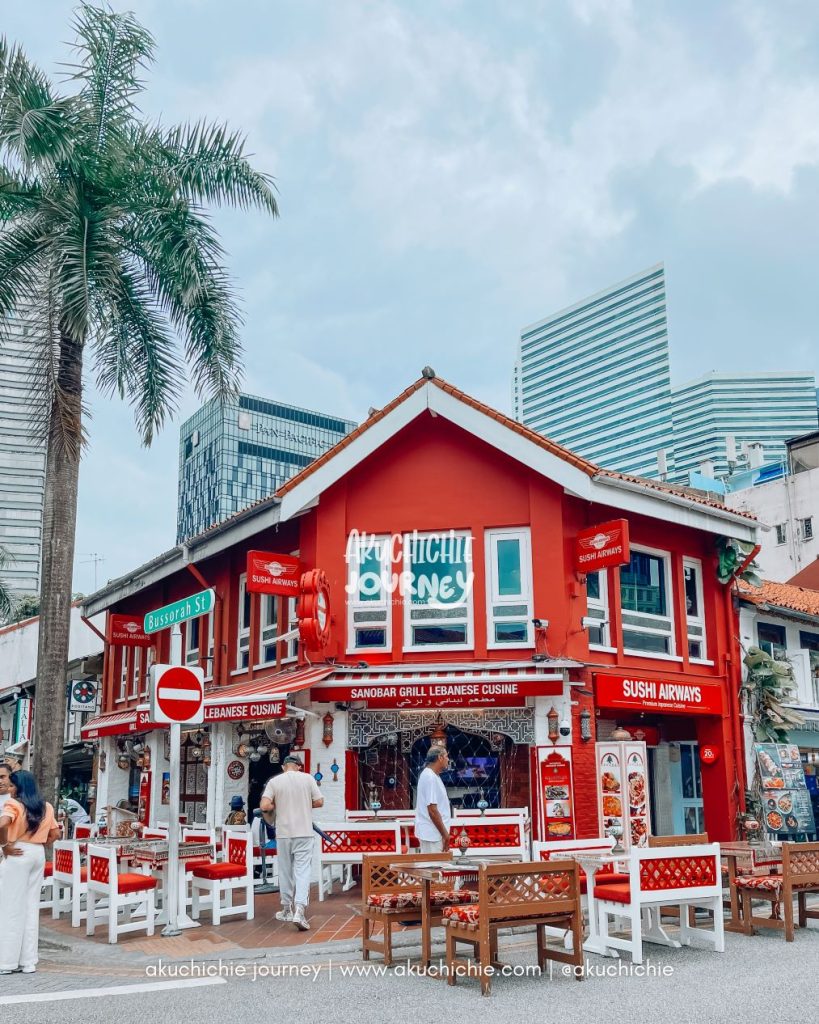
[719,841,783,933]
[125,840,214,929]
[389,857,515,969]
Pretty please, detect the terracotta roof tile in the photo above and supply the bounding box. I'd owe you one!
[738,580,819,617]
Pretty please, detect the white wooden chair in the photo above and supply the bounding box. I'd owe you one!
[317,822,402,901]
[448,814,529,860]
[190,831,254,925]
[51,841,89,927]
[85,844,158,944]
[594,843,725,964]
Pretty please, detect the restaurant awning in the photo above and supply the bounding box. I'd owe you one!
[203,664,334,723]
[81,707,152,739]
[309,661,569,710]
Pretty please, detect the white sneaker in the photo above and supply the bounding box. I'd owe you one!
[275,906,294,923]
[21,967,35,974]
[293,904,310,931]
[0,970,14,975]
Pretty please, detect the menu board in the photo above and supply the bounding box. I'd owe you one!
[596,741,651,850]
[755,743,816,836]
[540,750,575,840]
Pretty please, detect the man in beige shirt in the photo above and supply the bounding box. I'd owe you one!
[260,754,323,930]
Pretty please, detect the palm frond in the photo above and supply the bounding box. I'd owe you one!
[0,215,49,319]
[143,121,279,214]
[0,160,42,220]
[67,3,155,158]
[0,546,14,622]
[0,36,75,170]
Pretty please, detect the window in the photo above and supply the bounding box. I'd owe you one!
[128,647,139,698]
[204,613,215,678]
[141,647,154,696]
[486,530,532,646]
[586,570,610,647]
[118,648,129,700]
[403,531,473,650]
[185,617,201,666]
[237,574,251,670]
[282,597,299,662]
[485,529,533,646]
[259,593,280,665]
[775,524,787,546]
[758,621,786,660]
[802,517,814,542]
[346,534,391,652]
[619,548,674,655]
[683,558,707,660]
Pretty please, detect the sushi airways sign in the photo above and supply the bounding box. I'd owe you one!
[595,672,725,716]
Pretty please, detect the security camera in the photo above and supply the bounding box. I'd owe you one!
[559,719,571,737]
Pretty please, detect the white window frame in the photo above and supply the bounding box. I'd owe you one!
[237,573,251,670]
[257,593,280,667]
[775,523,787,546]
[117,647,129,702]
[802,517,814,542]
[485,528,534,649]
[282,596,299,663]
[402,530,474,653]
[141,646,154,696]
[184,617,201,666]
[203,612,215,680]
[346,533,392,654]
[128,647,139,699]
[683,557,708,662]
[619,544,677,658]
[586,569,612,651]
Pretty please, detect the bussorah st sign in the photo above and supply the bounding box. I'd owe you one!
[143,589,215,634]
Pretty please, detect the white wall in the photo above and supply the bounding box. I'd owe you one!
[0,606,104,693]
[727,470,819,581]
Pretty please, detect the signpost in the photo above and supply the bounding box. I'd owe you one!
[145,592,210,937]
[143,589,215,634]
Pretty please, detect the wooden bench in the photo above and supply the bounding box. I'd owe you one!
[443,860,583,996]
[734,840,819,941]
[361,852,477,966]
[594,843,725,964]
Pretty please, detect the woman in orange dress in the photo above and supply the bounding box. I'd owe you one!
[0,770,60,974]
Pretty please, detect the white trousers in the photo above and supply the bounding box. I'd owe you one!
[0,842,45,970]
[419,838,446,853]
[276,837,314,908]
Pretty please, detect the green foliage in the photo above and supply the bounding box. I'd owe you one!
[0,547,13,623]
[0,2,278,451]
[742,645,804,743]
[11,593,40,622]
[716,536,761,586]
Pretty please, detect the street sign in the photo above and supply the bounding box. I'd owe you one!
[144,589,215,634]
[150,664,205,725]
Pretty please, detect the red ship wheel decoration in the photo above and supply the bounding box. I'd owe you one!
[297,569,331,649]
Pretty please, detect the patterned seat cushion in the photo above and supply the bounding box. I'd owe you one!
[367,889,477,910]
[734,874,818,895]
[442,904,480,925]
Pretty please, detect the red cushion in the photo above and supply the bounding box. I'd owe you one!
[184,858,212,873]
[117,872,158,894]
[443,904,480,925]
[602,872,630,885]
[594,882,632,905]
[191,861,247,881]
[44,862,53,878]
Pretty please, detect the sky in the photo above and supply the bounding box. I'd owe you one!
[5,0,819,593]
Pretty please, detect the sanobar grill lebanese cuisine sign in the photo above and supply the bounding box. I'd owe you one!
[575,519,630,572]
[312,677,561,710]
[595,672,725,716]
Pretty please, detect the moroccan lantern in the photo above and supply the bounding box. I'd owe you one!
[322,711,334,747]
[547,706,560,744]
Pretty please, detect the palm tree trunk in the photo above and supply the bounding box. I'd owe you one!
[32,330,83,805]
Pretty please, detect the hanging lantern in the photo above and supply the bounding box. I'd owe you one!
[547,706,560,744]
[117,754,130,771]
[580,707,592,741]
[293,717,306,750]
[322,712,334,747]
[430,718,447,746]
[611,724,631,742]
[269,747,280,764]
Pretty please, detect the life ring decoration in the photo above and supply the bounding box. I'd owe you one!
[297,569,331,650]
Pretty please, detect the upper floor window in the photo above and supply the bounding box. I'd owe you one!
[758,621,786,660]
[141,646,154,696]
[683,558,707,660]
[259,594,280,665]
[403,531,473,650]
[802,517,814,542]
[118,648,130,700]
[185,617,201,666]
[586,570,610,648]
[620,548,674,656]
[775,524,787,546]
[346,534,391,652]
[485,528,533,647]
[237,574,251,670]
[283,597,299,662]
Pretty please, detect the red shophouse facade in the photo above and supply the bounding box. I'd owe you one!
[83,376,757,843]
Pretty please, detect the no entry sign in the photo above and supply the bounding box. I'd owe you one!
[150,664,205,725]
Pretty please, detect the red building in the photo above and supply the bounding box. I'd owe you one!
[82,374,758,843]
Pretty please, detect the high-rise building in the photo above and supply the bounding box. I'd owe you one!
[177,394,356,541]
[515,264,676,478]
[0,312,45,599]
[672,372,818,482]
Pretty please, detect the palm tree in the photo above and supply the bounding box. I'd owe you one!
[0,4,278,802]
[0,547,14,623]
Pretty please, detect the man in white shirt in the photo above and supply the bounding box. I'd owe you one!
[260,754,323,931]
[414,746,452,852]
